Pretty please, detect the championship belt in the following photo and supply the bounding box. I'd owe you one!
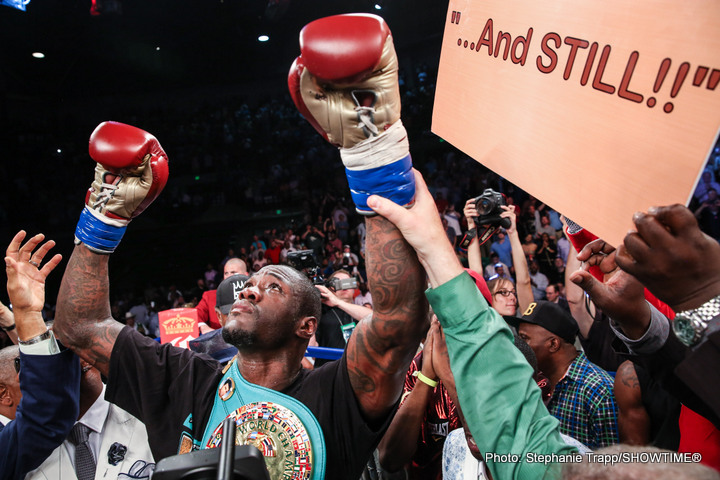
[200,359,326,480]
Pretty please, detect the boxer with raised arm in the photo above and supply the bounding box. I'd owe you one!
[53,14,427,480]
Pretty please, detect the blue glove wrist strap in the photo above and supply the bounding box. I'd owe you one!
[345,154,415,214]
[74,207,126,254]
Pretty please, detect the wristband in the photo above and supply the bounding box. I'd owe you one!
[458,228,477,250]
[19,329,53,346]
[1,323,16,332]
[413,370,439,388]
[74,206,127,254]
[345,154,415,215]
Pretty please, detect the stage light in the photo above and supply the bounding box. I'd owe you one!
[1,0,30,12]
[32,52,45,59]
[258,35,269,42]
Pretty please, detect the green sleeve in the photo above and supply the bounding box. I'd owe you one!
[426,272,577,480]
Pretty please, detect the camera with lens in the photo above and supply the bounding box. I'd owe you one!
[327,276,358,292]
[473,189,511,229]
[286,250,324,285]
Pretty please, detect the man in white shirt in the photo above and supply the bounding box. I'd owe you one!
[25,361,154,480]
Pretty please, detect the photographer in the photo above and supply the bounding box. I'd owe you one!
[536,231,558,278]
[301,223,325,261]
[336,244,359,271]
[313,270,372,367]
[463,196,534,314]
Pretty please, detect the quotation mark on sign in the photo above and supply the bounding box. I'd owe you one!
[451,11,461,24]
[647,59,720,113]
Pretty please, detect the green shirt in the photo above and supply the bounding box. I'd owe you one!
[426,272,578,480]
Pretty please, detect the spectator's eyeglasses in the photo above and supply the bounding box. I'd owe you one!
[494,289,516,298]
[13,357,20,374]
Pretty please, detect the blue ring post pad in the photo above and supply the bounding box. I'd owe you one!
[345,155,415,213]
[74,207,127,254]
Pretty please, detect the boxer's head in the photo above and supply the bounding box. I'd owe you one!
[222,265,320,353]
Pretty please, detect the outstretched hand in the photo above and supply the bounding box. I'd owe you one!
[569,238,650,339]
[575,238,619,275]
[5,231,62,314]
[616,205,720,312]
[368,169,463,288]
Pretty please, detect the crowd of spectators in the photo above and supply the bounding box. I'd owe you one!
[2,54,720,480]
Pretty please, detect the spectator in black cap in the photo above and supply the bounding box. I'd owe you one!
[188,273,249,363]
[214,273,250,322]
[510,301,619,449]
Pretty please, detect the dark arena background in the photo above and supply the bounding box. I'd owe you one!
[0,0,451,305]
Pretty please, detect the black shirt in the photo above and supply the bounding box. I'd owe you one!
[578,311,627,372]
[315,307,355,367]
[106,327,393,479]
[635,364,681,451]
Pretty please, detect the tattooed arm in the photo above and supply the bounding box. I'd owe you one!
[53,121,168,376]
[614,360,650,445]
[53,245,123,376]
[345,216,429,421]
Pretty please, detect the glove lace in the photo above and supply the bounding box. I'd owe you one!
[93,181,120,208]
[354,106,379,136]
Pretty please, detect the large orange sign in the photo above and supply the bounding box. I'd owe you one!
[432,0,720,246]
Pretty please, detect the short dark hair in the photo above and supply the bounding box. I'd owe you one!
[277,265,322,321]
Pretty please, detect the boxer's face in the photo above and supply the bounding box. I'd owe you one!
[223,266,303,350]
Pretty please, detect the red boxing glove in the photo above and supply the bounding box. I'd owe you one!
[85,121,169,224]
[288,13,400,148]
[289,13,414,214]
[76,121,169,254]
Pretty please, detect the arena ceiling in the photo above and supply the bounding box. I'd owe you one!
[0,0,450,102]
